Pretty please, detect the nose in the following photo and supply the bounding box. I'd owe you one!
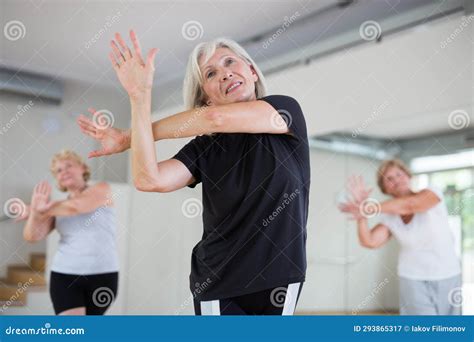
[221,69,233,82]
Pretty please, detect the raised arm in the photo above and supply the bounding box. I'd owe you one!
[356,218,392,249]
[380,189,440,215]
[43,182,113,217]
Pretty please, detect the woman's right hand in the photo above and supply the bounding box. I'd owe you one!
[108,30,158,100]
[77,108,131,158]
[30,181,54,215]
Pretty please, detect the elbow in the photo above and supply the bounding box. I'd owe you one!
[204,108,224,131]
[362,240,377,249]
[23,231,39,243]
[134,178,165,193]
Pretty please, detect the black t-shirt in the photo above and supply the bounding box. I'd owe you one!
[172,95,310,301]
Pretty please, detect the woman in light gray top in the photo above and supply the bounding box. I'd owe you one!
[339,159,461,315]
[22,149,119,315]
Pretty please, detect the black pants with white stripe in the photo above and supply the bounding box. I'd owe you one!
[194,283,303,315]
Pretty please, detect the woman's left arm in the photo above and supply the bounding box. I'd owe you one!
[43,182,112,217]
[380,189,441,215]
[150,100,290,140]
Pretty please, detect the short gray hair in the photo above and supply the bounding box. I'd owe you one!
[183,37,267,109]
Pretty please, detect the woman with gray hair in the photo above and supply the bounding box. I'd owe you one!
[77,30,310,315]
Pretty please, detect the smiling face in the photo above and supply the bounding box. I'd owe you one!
[199,47,259,106]
[52,158,86,191]
[382,166,412,197]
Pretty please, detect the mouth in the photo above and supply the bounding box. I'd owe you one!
[225,81,242,95]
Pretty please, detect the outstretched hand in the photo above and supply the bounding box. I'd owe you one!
[77,108,130,158]
[109,30,159,99]
[30,181,54,215]
[338,175,373,220]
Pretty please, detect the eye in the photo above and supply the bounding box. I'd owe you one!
[225,58,234,65]
[206,70,215,79]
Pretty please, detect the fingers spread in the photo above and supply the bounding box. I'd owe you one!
[109,52,120,71]
[111,40,125,62]
[145,48,159,70]
[115,32,132,59]
[130,29,145,64]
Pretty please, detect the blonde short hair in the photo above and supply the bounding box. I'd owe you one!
[50,149,90,192]
[183,37,267,110]
[376,159,412,194]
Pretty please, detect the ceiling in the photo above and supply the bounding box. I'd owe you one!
[1,0,459,87]
[0,0,472,139]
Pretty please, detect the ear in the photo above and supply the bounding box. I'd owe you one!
[249,65,259,82]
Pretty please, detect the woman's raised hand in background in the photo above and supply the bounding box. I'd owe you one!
[338,175,373,220]
[109,30,158,100]
[76,108,131,158]
[30,181,54,215]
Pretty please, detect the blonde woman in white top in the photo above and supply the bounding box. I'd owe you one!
[339,159,461,315]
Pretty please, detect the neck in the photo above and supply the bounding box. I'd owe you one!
[67,182,87,198]
[393,188,414,198]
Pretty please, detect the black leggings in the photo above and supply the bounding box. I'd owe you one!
[49,271,118,315]
[194,283,303,315]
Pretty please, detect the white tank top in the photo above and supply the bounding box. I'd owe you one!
[379,186,461,280]
[51,206,119,275]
